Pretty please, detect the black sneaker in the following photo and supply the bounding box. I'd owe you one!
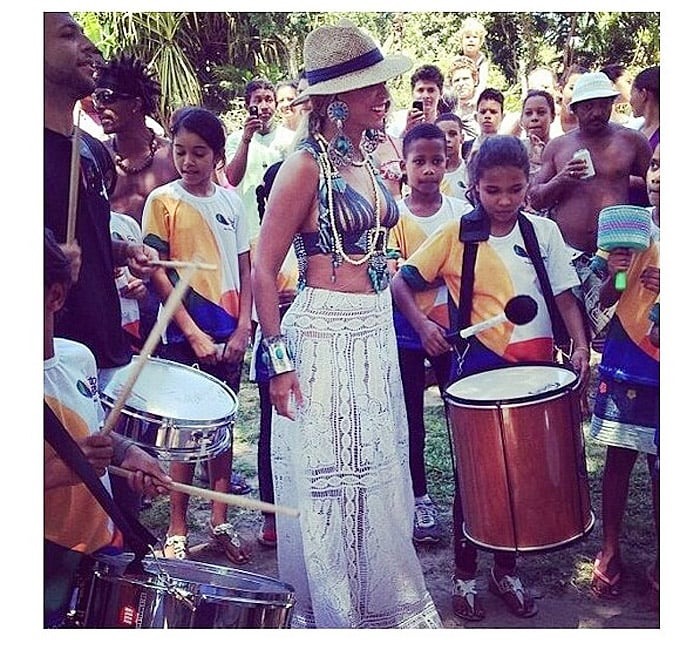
[412,498,442,544]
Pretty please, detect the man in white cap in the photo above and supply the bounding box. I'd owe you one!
[528,71,651,342]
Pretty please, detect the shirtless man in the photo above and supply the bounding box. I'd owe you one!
[529,71,651,254]
[529,71,651,344]
[94,53,178,224]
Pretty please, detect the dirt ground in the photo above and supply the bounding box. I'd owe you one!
[159,441,660,631]
[183,527,659,630]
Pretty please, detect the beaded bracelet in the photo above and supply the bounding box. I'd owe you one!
[262,334,295,376]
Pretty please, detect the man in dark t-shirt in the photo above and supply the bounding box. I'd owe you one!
[44,12,157,378]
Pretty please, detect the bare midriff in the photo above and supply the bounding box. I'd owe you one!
[304,254,377,294]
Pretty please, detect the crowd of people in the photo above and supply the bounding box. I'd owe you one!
[44,11,660,629]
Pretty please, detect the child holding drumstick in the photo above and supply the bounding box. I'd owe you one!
[588,143,660,600]
[44,227,170,627]
[391,135,589,621]
[142,107,253,565]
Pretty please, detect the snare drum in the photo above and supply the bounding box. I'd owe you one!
[100,357,238,462]
[445,363,594,552]
[82,554,295,628]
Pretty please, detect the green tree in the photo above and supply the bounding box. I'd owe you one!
[75,11,660,125]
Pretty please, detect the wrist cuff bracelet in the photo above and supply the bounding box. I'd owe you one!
[262,334,295,376]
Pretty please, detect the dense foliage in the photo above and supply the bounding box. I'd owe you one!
[75,11,660,127]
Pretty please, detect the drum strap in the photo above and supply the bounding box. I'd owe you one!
[44,401,158,561]
[517,212,574,354]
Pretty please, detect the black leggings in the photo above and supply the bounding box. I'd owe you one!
[256,380,274,505]
[397,347,452,498]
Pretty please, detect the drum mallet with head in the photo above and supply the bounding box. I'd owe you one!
[596,204,652,292]
[445,294,538,343]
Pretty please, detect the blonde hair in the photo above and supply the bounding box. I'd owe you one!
[459,17,486,41]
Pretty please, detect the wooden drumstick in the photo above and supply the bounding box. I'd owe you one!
[98,263,197,438]
[149,259,218,272]
[108,466,300,518]
[66,116,82,243]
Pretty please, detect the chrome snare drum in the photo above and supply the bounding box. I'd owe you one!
[100,356,237,462]
[82,554,296,629]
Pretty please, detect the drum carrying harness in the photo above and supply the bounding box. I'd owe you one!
[456,206,574,362]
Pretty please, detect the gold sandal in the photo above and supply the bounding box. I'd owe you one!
[163,534,188,560]
[209,522,251,565]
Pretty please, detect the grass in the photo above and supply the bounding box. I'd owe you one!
[140,354,657,597]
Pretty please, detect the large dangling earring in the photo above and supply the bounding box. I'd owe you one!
[360,128,381,155]
[326,99,354,167]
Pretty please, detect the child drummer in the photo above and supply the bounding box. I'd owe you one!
[391,135,589,621]
[588,144,660,601]
[44,227,170,627]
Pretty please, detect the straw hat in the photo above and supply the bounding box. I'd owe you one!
[299,19,412,98]
[570,72,619,107]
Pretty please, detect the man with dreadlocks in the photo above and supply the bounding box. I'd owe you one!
[94,53,178,224]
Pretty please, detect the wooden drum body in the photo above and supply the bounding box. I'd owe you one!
[445,363,594,552]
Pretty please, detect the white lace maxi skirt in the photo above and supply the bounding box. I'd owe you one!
[271,286,442,628]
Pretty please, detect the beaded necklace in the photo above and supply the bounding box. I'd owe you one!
[315,134,383,267]
[113,128,158,175]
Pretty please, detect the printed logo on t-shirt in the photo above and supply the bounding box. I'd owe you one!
[215,213,238,231]
[76,379,93,398]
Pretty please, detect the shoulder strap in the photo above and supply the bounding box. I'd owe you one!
[457,241,478,330]
[44,401,157,560]
[517,212,569,348]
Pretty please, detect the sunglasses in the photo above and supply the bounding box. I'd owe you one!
[92,88,134,105]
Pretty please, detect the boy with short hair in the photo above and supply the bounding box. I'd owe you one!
[399,64,445,136]
[464,87,505,182]
[435,112,469,202]
[388,123,470,545]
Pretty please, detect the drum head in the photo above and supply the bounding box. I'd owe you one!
[445,363,578,406]
[101,357,238,425]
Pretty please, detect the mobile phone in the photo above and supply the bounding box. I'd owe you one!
[248,105,259,117]
[412,100,424,112]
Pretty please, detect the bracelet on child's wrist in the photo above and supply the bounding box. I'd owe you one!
[262,334,295,376]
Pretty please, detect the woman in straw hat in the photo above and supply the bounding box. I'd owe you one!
[251,20,442,628]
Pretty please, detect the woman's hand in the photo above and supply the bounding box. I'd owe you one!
[269,371,303,420]
[640,265,660,294]
[606,248,633,276]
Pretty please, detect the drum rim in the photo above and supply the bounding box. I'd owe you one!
[90,554,297,602]
[91,557,296,606]
[444,361,578,407]
[100,356,239,425]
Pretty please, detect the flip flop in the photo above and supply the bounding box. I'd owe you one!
[590,553,621,598]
